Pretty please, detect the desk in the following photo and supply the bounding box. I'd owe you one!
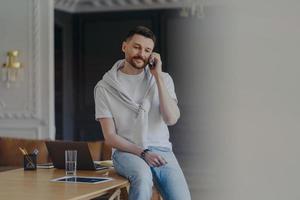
[0,168,129,200]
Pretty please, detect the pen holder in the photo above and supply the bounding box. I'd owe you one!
[23,154,37,170]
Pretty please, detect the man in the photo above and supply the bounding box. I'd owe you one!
[94,26,191,200]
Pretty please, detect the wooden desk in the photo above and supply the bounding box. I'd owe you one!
[0,168,129,200]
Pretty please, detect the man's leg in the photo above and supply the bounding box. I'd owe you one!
[112,150,153,200]
[149,147,191,200]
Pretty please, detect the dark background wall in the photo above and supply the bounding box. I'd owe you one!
[55,11,75,141]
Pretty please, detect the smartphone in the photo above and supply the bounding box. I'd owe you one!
[148,59,156,69]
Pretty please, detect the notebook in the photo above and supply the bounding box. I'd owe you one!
[45,141,108,171]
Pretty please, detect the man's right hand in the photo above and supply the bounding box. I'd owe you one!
[143,151,167,167]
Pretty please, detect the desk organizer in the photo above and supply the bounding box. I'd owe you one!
[24,154,37,170]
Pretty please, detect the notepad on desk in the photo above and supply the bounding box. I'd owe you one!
[94,160,113,168]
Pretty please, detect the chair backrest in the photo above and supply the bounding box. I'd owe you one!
[0,137,49,166]
[0,137,108,167]
[101,142,113,160]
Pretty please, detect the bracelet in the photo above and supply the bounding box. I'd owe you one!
[140,149,150,159]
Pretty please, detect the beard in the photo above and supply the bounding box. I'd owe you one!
[127,56,148,70]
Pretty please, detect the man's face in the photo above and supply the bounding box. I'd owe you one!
[122,34,154,70]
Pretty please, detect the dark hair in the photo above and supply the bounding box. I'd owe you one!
[125,26,156,45]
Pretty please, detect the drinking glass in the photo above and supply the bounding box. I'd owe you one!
[65,150,77,176]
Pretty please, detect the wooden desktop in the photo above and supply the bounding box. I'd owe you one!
[0,168,129,200]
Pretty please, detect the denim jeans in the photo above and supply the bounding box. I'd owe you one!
[112,146,191,200]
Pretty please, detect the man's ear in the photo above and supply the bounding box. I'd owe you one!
[122,41,126,53]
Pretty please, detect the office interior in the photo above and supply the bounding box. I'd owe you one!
[1,0,300,200]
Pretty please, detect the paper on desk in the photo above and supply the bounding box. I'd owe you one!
[94,160,113,167]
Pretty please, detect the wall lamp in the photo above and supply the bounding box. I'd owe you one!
[1,50,23,88]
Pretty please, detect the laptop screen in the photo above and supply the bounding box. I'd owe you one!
[45,141,97,170]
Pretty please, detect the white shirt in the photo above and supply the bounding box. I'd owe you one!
[117,70,147,103]
[94,65,177,149]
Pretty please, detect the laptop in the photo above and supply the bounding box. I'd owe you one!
[45,141,108,171]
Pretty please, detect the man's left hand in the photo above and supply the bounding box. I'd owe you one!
[143,151,167,167]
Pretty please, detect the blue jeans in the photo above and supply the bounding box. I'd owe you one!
[112,146,191,200]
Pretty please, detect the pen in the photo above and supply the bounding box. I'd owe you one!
[33,148,39,155]
[19,147,27,155]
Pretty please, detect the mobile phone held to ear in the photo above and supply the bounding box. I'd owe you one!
[148,59,156,69]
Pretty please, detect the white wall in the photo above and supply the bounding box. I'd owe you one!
[0,0,55,139]
[168,0,300,199]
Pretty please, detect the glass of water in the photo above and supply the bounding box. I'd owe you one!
[65,150,77,176]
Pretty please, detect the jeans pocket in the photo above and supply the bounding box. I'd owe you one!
[112,151,121,168]
[112,150,117,160]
